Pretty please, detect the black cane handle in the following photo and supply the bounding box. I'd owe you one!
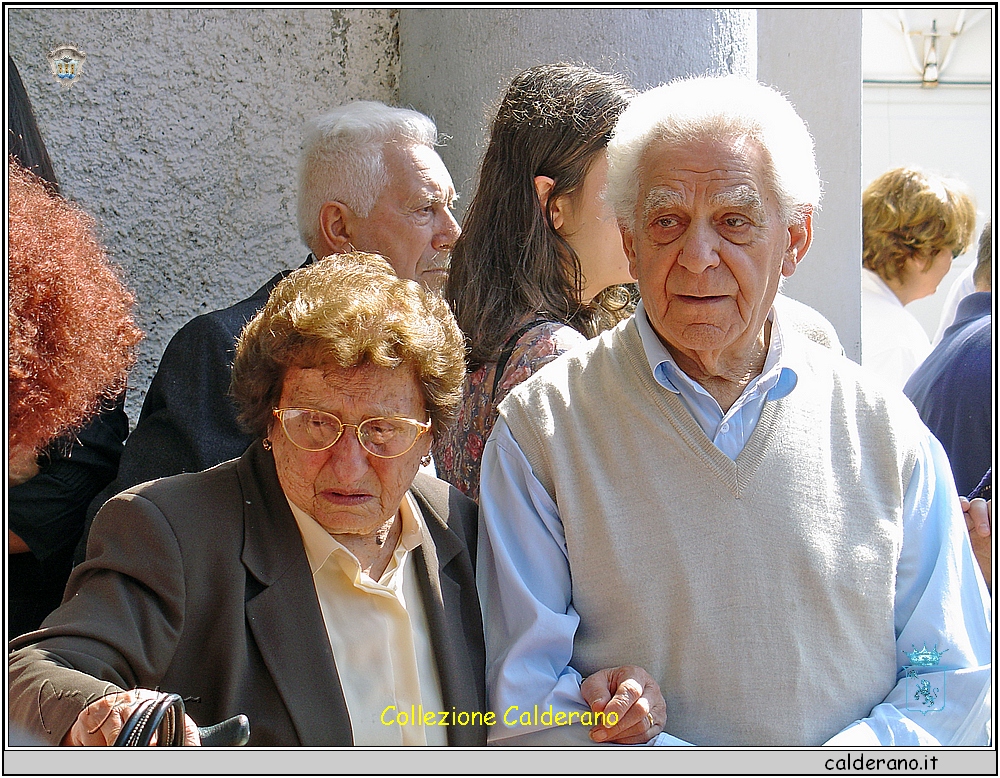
[198,714,251,747]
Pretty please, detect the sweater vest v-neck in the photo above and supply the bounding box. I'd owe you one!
[500,317,923,746]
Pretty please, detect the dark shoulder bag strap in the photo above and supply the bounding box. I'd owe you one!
[490,319,556,403]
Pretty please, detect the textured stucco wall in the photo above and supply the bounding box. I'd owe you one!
[399,8,754,214]
[8,8,399,422]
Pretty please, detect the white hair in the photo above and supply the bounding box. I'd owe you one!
[607,75,822,231]
[296,101,439,252]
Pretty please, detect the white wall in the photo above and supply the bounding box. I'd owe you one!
[758,9,865,360]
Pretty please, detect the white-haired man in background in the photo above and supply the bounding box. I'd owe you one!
[478,75,990,747]
[85,102,459,527]
[296,102,459,294]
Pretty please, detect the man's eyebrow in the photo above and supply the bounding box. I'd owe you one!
[641,187,684,220]
[418,188,458,206]
[710,185,765,219]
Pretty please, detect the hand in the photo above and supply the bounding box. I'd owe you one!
[61,688,201,746]
[961,496,991,591]
[581,665,665,744]
[8,445,40,487]
[8,530,31,555]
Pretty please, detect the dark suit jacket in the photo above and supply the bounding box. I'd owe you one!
[904,291,992,496]
[9,396,128,637]
[84,259,313,536]
[9,441,486,746]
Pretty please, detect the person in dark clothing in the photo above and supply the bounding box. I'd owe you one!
[10,255,485,747]
[8,56,57,187]
[7,57,135,637]
[8,398,128,637]
[904,222,992,496]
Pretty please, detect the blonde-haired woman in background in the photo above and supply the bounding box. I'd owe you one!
[861,166,976,390]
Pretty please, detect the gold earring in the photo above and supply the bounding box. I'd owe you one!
[420,454,432,467]
[262,438,272,451]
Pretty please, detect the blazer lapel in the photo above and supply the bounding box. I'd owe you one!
[409,476,486,746]
[238,441,353,746]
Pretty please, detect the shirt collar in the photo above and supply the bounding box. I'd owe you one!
[953,290,992,325]
[289,492,423,576]
[861,268,904,308]
[634,299,798,404]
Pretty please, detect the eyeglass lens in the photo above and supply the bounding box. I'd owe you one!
[278,409,421,457]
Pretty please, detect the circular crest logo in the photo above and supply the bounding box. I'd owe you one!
[47,45,87,87]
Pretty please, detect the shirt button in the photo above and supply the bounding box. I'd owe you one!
[720,423,730,433]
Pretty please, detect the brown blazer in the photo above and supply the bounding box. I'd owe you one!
[8,441,486,746]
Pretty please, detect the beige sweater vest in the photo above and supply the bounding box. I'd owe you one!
[500,318,923,746]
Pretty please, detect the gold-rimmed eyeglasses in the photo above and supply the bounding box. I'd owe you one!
[272,408,430,459]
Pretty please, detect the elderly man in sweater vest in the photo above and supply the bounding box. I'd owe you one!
[478,76,991,747]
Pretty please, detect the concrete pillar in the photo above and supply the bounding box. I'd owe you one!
[758,9,864,360]
[399,8,754,208]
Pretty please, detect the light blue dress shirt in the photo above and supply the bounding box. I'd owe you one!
[478,301,991,747]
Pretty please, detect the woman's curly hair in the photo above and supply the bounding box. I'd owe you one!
[231,252,466,441]
[862,167,976,283]
[8,160,143,455]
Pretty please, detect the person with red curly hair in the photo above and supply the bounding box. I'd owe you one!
[8,163,141,466]
[8,57,142,638]
[8,160,143,627]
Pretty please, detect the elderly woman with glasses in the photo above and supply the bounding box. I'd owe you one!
[9,253,486,747]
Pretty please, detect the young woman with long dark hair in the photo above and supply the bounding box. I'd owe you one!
[434,64,636,499]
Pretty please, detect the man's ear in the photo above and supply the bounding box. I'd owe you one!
[781,209,813,278]
[622,224,639,281]
[533,175,565,232]
[316,201,355,257]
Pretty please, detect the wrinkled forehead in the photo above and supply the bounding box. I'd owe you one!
[385,141,456,198]
[280,362,424,414]
[635,135,772,211]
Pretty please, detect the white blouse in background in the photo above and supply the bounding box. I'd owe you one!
[861,268,931,391]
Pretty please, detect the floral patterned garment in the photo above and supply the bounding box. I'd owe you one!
[434,321,586,501]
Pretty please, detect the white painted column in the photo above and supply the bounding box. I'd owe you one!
[400,8,862,360]
[758,9,864,360]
